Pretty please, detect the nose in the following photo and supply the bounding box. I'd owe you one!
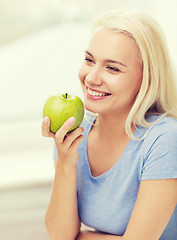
[85,66,103,86]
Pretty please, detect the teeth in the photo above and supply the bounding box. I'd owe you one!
[87,88,108,97]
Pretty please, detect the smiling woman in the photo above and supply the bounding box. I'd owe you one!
[42,9,177,240]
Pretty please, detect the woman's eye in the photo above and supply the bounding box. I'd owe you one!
[85,57,94,64]
[107,66,120,72]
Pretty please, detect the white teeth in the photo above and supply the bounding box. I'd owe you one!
[87,88,107,97]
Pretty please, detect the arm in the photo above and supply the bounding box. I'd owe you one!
[76,178,177,240]
[42,116,84,240]
[123,178,177,240]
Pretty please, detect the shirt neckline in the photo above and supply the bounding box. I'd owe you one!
[83,117,136,180]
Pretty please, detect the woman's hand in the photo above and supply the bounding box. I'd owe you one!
[42,116,84,169]
[42,116,84,239]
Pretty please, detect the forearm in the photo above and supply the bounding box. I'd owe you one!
[45,165,80,240]
[76,231,123,240]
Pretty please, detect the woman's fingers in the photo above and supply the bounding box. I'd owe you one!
[70,132,85,149]
[63,127,84,149]
[42,116,55,138]
[55,117,76,144]
[42,116,84,150]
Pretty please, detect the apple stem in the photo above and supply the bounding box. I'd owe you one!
[65,93,68,99]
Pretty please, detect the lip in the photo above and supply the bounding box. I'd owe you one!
[86,86,111,100]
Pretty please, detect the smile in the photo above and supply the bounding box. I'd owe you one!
[86,87,111,99]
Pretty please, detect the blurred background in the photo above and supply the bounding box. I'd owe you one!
[0,0,177,239]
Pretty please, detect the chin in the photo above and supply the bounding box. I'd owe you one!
[84,103,109,115]
[84,104,98,114]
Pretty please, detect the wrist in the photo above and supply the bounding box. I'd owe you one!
[56,155,78,171]
[55,161,77,177]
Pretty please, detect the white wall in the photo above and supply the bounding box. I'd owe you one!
[0,22,90,189]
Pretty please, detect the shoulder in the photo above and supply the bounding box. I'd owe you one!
[141,116,177,180]
[143,115,177,157]
[145,115,177,141]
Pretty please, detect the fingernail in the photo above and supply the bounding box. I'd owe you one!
[68,117,75,124]
[43,116,48,124]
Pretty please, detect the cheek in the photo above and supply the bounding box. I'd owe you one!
[78,64,86,84]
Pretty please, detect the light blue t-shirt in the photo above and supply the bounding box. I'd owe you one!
[76,113,177,239]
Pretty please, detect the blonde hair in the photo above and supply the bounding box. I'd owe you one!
[92,9,177,139]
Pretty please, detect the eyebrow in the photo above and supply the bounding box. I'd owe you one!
[85,50,127,67]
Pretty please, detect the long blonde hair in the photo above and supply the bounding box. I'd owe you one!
[92,9,177,139]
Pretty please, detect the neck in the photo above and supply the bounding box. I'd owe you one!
[95,112,130,141]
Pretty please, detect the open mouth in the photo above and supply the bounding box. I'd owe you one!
[87,87,111,97]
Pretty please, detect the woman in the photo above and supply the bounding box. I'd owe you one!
[42,9,177,240]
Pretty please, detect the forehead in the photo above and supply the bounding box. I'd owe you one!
[87,27,141,64]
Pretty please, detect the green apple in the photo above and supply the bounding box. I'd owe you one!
[43,93,84,133]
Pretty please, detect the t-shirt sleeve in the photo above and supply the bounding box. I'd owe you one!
[141,127,177,180]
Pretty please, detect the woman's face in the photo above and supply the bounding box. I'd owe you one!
[78,27,143,117]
